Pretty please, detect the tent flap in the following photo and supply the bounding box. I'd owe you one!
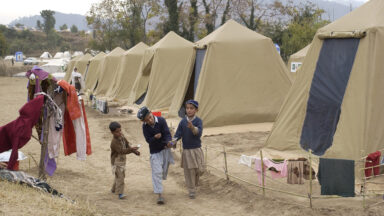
[300,38,360,156]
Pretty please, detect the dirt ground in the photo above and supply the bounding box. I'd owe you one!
[1,77,384,216]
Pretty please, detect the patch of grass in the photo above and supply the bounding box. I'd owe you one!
[0,180,100,216]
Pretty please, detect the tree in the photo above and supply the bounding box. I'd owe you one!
[199,0,232,35]
[280,2,329,61]
[70,25,78,33]
[60,24,68,31]
[164,0,180,34]
[178,0,199,41]
[40,10,56,36]
[36,20,42,30]
[0,32,7,57]
[87,0,119,51]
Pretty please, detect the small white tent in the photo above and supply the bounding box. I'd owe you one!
[63,51,71,59]
[40,52,52,59]
[54,52,64,59]
[40,59,68,74]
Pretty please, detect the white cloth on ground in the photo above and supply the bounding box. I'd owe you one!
[0,150,27,162]
[150,148,174,194]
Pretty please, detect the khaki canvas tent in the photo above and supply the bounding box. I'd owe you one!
[168,20,292,127]
[64,55,83,81]
[84,52,106,90]
[129,32,195,110]
[264,0,384,163]
[93,47,125,96]
[287,44,311,76]
[105,42,149,101]
[74,53,93,77]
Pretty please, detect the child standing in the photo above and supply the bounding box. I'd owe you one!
[173,100,204,199]
[109,121,140,199]
[137,106,174,205]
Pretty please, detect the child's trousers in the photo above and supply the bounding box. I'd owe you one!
[111,166,125,194]
[184,168,199,193]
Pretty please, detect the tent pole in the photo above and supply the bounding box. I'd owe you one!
[309,150,313,208]
[260,150,265,196]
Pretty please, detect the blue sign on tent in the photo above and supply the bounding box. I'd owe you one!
[274,43,280,55]
[15,51,23,62]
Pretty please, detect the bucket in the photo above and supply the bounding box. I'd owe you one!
[152,111,161,117]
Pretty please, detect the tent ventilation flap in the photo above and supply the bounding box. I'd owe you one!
[318,31,366,39]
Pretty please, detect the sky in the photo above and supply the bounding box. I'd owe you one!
[0,0,370,25]
[0,0,101,25]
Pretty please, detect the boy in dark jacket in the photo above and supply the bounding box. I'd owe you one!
[137,106,174,205]
[173,100,204,199]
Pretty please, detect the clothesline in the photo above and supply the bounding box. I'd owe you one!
[360,149,384,160]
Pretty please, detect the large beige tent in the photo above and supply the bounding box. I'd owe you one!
[264,0,384,162]
[84,52,106,90]
[93,47,125,96]
[74,53,93,77]
[105,42,149,101]
[287,44,311,76]
[64,55,82,81]
[168,20,292,127]
[129,32,195,110]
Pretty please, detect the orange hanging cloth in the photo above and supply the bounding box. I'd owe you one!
[58,80,81,156]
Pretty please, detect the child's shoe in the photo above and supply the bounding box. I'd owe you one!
[157,196,165,205]
[118,194,126,199]
[189,192,195,199]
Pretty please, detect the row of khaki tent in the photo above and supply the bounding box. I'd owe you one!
[64,0,384,180]
[65,19,292,127]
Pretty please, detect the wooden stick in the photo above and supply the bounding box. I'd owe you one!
[260,150,265,196]
[362,150,366,209]
[223,146,229,181]
[205,145,208,170]
[309,149,313,208]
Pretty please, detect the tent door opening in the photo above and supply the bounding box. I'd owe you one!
[300,38,360,156]
[178,49,206,117]
[135,90,147,105]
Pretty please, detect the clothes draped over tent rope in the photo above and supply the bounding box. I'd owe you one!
[0,96,44,170]
[57,80,91,160]
[365,151,381,177]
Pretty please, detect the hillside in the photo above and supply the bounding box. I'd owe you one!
[9,11,89,31]
[0,25,91,57]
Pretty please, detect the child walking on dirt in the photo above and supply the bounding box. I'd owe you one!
[137,106,174,205]
[173,100,204,199]
[109,121,140,199]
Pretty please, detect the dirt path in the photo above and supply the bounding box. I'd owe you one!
[1,77,384,216]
